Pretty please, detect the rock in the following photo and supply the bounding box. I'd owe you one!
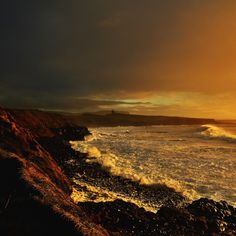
[186,198,236,235]
[52,126,90,141]
[155,206,208,236]
[79,199,158,236]
[187,198,232,219]
[8,108,90,140]
[79,198,236,235]
[0,108,109,236]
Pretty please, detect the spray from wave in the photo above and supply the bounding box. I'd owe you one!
[200,125,236,142]
[70,139,199,201]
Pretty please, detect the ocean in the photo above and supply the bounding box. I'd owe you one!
[70,123,236,211]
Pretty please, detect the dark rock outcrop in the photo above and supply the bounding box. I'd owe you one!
[79,198,236,235]
[8,109,90,140]
[0,107,109,236]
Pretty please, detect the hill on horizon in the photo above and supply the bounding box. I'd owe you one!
[67,111,217,127]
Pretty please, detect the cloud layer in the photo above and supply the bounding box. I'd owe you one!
[1,1,236,118]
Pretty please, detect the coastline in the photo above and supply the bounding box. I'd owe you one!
[0,108,235,235]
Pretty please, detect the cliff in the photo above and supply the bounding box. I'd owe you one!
[0,107,108,235]
[8,109,90,138]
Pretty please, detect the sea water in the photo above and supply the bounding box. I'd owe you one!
[71,124,236,208]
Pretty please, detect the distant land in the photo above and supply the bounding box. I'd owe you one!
[65,110,217,127]
[217,120,236,124]
[7,109,217,127]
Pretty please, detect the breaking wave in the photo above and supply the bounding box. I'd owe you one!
[70,140,199,201]
[200,125,236,142]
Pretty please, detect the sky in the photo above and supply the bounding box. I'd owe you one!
[1,0,236,119]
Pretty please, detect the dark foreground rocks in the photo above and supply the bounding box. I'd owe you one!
[79,198,236,236]
[0,108,235,236]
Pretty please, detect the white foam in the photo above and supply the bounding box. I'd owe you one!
[70,141,101,158]
[71,180,158,212]
[84,131,99,141]
[200,124,236,142]
[70,140,199,201]
[70,125,236,207]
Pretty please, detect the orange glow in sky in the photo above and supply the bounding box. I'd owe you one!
[1,1,236,119]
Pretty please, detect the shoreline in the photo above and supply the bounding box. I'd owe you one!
[0,108,235,235]
[74,125,236,208]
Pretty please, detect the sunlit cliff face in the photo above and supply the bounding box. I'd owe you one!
[1,1,236,119]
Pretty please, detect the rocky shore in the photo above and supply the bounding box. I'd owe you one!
[0,108,235,235]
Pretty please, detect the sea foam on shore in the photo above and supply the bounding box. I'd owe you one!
[70,125,236,208]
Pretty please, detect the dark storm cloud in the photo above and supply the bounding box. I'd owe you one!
[1,1,180,88]
[1,0,236,112]
[0,93,150,112]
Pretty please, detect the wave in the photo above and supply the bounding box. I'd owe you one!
[84,131,98,141]
[71,181,157,212]
[200,125,236,142]
[70,140,199,201]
